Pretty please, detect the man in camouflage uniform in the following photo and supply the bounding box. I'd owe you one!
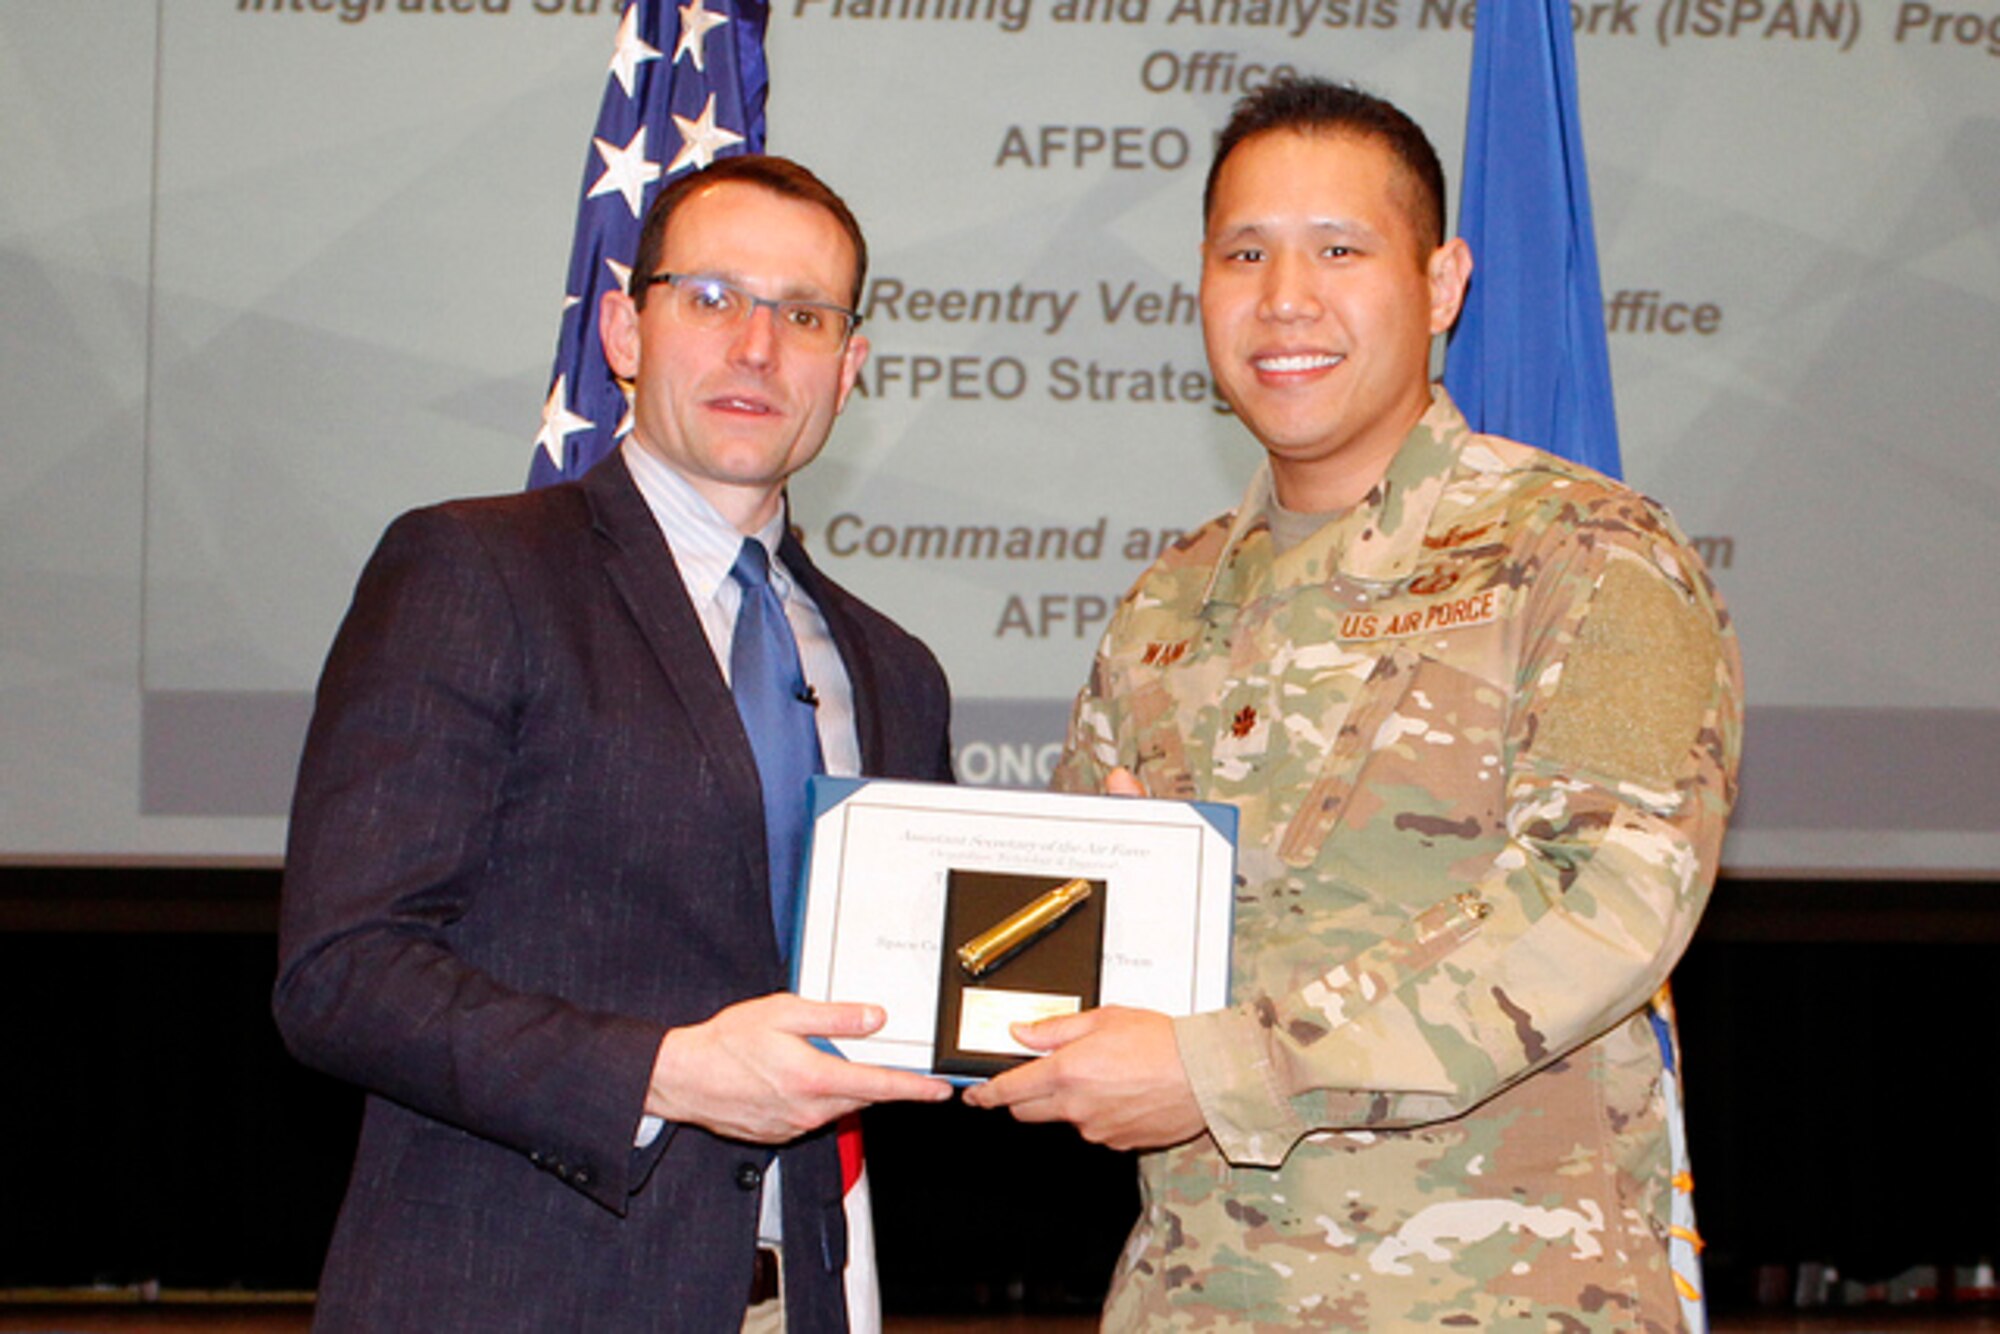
[966,79,1743,1330]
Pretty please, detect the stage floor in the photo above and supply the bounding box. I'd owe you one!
[1,1302,1997,1332]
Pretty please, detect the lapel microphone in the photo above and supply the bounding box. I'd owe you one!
[795,684,819,708]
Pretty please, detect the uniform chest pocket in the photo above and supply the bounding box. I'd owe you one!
[1276,646,1508,872]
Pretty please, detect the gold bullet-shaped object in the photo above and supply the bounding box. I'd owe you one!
[957,878,1093,979]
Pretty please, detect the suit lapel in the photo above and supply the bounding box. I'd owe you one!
[580,457,770,887]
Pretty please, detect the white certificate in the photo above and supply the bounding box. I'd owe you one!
[790,778,1237,1079]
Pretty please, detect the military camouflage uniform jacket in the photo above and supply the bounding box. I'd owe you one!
[1053,388,1743,1331]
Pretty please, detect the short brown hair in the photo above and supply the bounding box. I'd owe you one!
[628,154,869,309]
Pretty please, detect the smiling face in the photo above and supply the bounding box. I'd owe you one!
[599,179,870,533]
[1201,129,1470,513]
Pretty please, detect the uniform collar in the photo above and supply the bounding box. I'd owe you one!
[1201,385,1477,607]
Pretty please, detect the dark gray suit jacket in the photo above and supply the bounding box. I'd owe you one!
[274,453,952,1331]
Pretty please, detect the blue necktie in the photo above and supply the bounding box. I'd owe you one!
[728,538,824,967]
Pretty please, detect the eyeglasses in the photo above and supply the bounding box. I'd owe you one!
[642,272,862,353]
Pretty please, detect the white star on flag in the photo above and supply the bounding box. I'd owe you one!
[588,127,663,219]
[535,374,596,468]
[608,3,662,97]
[614,380,636,441]
[605,258,633,293]
[674,0,730,72]
[667,94,744,175]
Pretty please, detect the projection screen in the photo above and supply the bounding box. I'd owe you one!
[2,0,1995,875]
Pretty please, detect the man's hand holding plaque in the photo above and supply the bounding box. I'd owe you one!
[790,778,1236,1081]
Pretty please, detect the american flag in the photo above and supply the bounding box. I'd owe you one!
[529,0,770,487]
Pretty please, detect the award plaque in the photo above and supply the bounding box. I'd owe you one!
[934,871,1107,1077]
[790,777,1237,1082]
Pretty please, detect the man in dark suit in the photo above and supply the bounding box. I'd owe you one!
[274,155,954,1332]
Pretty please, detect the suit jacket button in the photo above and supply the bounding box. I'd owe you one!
[734,1161,764,1191]
[573,1166,593,1187]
